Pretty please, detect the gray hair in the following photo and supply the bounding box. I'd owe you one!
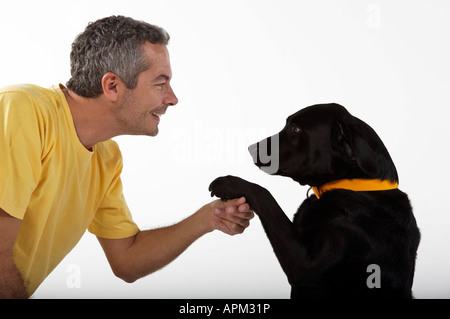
[66,15,170,98]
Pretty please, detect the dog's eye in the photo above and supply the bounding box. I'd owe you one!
[290,125,302,134]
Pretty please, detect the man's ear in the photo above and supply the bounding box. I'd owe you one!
[101,72,122,102]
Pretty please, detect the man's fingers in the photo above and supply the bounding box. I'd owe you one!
[211,197,254,235]
[220,196,245,206]
[218,219,246,236]
[216,208,252,228]
[238,203,252,213]
[239,210,254,220]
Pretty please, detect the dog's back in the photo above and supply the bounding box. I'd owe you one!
[292,188,420,299]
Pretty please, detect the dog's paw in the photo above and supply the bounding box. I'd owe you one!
[209,175,251,200]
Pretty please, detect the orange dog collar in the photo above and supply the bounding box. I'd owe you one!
[311,179,398,199]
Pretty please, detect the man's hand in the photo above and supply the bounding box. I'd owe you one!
[204,197,254,236]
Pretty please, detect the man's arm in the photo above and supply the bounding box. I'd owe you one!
[97,197,253,283]
[0,208,28,298]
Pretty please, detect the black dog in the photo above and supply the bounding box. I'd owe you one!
[209,103,420,299]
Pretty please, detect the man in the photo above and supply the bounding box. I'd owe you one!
[0,16,254,298]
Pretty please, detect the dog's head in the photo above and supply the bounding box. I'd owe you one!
[249,103,398,186]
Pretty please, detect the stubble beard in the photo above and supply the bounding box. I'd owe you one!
[115,90,159,137]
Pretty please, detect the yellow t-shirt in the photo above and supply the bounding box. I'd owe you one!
[0,84,140,296]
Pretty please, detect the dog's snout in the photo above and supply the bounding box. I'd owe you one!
[248,143,258,163]
[248,143,258,155]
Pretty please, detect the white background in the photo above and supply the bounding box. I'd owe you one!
[1,0,449,298]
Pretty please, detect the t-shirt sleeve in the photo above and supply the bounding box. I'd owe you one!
[88,144,140,239]
[0,90,42,219]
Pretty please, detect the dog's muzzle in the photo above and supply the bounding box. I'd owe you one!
[248,135,280,175]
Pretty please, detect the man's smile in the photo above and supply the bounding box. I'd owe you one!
[150,111,164,117]
[150,106,168,122]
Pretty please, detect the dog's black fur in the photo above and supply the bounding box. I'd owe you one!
[209,103,420,299]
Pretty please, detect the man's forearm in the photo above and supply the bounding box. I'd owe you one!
[0,209,28,298]
[103,208,210,283]
[128,212,207,282]
[98,198,253,283]
[0,255,28,298]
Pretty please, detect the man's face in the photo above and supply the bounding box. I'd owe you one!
[115,42,178,136]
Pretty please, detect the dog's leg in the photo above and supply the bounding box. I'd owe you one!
[209,175,307,284]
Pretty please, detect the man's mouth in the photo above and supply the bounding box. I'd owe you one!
[151,112,163,118]
[150,108,166,122]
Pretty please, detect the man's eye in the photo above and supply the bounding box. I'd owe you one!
[155,82,166,88]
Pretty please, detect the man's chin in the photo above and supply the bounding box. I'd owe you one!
[127,126,158,137]
[147,125,159,137]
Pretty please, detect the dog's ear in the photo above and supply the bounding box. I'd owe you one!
[338,118,380,177]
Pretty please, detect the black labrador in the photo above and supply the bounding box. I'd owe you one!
[209,103,420,299]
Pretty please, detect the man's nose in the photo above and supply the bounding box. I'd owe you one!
[164,84,178,106]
